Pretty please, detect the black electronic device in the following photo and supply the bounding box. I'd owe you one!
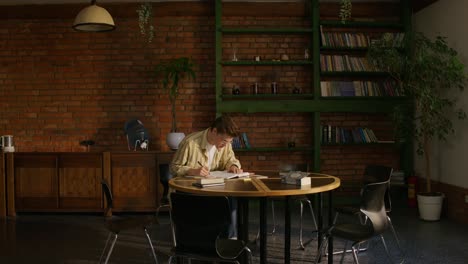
[124,119,150,151]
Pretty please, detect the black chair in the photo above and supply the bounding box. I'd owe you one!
[333,165,402,254]
[99,179,159,264]
[315,179,392,264]
[255,165,318,249]
[261,195,317,249]
[169,192,252,264]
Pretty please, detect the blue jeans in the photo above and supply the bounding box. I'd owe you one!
[228,197,238,238]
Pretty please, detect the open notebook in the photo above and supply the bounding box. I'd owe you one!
[208,170,251,179]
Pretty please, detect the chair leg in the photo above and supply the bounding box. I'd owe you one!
[169,210,176,247]
[255,199,277,242]
[299,199,318,249]
[103,233,118,264]
[144,227,159,264]
[380,235,394,263]
[351,245,360,264]
[339,240,348,263]
[270,200,276,235]
[387,216,402,251]
[99,233,112,264]
[299,201,305,249]
[314,235,329,264]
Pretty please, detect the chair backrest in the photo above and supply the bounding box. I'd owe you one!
[363,165,393,212]
[170,192,231,255]
[360,179,390,235]
[101,179,113,215]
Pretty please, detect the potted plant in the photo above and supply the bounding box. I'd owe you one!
[155,57,196,150]
[368,31,467,221]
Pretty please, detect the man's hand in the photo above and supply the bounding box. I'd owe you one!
[188,166,210,177]
[228,165,243,174]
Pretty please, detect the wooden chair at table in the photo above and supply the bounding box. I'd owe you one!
[99,179,159,264]
[169,192,252,264]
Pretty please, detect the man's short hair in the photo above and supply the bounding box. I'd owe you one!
[210,115,240,137]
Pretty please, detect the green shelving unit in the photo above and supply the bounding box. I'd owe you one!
[215,0,413,174]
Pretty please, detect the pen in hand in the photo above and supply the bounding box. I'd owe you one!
[198,161,210,177]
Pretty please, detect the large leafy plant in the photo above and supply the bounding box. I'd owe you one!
[368,31,467,193]
[155,57,196,133]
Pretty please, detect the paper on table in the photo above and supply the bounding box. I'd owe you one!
[209,170,251,179]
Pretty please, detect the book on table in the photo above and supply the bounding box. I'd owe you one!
[195,177,225,185]
[192,181,226,188]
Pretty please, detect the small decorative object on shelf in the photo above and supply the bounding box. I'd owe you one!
[252,83,259,94]
[304,48,309,59]
[79,140,95,152]
[293,86,301,94]
[254,55,261,61]
[271,82,277,94]
[339,0,352,24]
[280,54,289,61]
[232,85,240,95]
[287,134,296,148]
[232,46,238,61]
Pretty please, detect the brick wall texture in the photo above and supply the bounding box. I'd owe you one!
[0,3,408,198]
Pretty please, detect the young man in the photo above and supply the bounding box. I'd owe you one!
[170,115,243,238]
[170,115,243,177]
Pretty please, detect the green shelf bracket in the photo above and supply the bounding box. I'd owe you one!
[320,20,404,29]
[218,99,409,113]
[234,147,314,153]
[221,28,314,34]
[221,60,313,66]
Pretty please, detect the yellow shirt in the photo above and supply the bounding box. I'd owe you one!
[170,128,241,177]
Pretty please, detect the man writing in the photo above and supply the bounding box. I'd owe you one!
[170,115,243,177]
[170,114,243,238]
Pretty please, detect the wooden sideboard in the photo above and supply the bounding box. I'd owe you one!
[0,152,5,217]
[2,151,173,217]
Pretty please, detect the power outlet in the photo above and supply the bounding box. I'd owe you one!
[465,195,468,204]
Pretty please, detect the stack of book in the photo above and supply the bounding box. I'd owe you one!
[391,171,405,186]
[192,177,225,188]
[232,132,251,149]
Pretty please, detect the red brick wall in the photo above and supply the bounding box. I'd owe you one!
[0,2,401,197]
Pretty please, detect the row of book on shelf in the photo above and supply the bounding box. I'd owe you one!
[320,26,405,48]
[320,54,375,72]
[232,132,251,149]
[320,80,400,97]
[321,125,383,144]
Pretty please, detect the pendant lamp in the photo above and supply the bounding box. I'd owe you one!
[73,0,115,32]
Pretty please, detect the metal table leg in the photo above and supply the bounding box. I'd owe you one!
[260,197,267,264]
[328,191,334,264]
[284,196,291,264]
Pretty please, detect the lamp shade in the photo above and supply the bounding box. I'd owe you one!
[73,3,115,32]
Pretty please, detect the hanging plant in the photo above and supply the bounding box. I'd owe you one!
[339,0,352,24]
[136,2,154,43]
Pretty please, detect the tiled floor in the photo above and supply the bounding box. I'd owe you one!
[0,200,467,264]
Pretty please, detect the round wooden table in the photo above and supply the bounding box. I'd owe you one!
[169,174,340,264]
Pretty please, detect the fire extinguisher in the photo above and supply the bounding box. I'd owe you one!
[407,174,418,207]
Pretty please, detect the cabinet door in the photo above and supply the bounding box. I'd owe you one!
[0,152,6,217]
[58,153,102,211]
[111,153,158,211]
[14,154,58,211]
